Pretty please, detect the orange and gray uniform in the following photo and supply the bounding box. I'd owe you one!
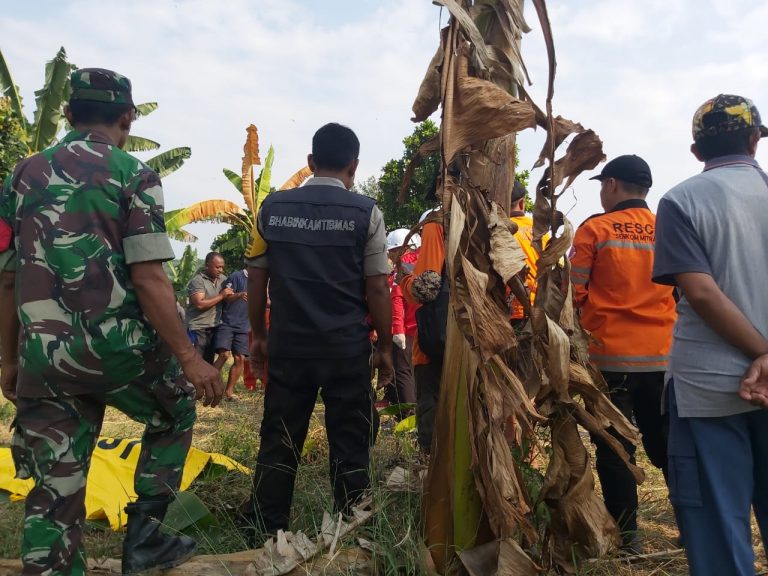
[510,212,547,320]
[400,220,444,452]
[570,199,676,372]
[400,221,445,366]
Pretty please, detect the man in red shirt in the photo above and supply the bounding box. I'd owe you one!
[377,229,418,410]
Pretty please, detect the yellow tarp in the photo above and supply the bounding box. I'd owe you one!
[0,437,250,530]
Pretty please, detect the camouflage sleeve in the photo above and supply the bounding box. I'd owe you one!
[123,168,176,264]
[0,174,17,273]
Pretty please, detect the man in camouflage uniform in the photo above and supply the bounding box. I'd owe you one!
[0,68,224,576]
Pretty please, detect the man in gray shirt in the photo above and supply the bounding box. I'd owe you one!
[238,123,393,545]
[185,252,232,363]
[653,94,768,575]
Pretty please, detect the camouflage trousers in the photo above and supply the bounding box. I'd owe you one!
[11,375,196,576]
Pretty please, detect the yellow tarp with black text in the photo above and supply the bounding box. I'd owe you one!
[0,437,250,530]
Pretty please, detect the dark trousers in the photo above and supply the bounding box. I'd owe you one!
[592,371,669,538]
[189,327,217,364]
[414,358,443,453]
[247,353,379,533]
[668,379,768,576]
[382,335,417,406]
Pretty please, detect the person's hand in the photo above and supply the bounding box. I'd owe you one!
[372,346,394,385]
[221,287,234,297]
[393,333,407,350]
[250,335,268,380]
[238,292,248,301]
[0,361,18,406]
[740,354,768,408]
[179,353,224,407]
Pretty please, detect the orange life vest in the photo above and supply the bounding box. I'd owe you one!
[570,200,676,372]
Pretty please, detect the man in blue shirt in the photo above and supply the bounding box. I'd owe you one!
[653,94,768,575]
[214,267,249,400]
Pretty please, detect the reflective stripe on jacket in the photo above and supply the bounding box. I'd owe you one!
[570,199,676,372]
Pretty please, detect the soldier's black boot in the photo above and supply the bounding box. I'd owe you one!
[122,498,197,574]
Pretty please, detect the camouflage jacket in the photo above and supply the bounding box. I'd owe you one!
[0,129,178,397]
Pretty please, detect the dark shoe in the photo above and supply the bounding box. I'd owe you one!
[122,498,196,574]
[619,534,644,557]
[234,503,280,549]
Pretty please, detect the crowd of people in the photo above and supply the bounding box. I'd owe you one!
[0,66,767,576]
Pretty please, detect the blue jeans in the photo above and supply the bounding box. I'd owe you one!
[667,379,768,575]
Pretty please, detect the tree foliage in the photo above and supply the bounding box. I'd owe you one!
[368,120,441,230]
[0,47,75,154]
[365,120,533,232]
[0,97,27,183]
[210,217,251,274]
[164,245,201,301]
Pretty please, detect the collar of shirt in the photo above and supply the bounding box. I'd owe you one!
[304,176,347,189]
[60,129,114,146]
[609,198,649,213]
[703,154,760,172]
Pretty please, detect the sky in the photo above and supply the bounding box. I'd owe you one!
[3,0,768,258]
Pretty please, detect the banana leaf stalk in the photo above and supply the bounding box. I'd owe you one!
[411,1,644,573]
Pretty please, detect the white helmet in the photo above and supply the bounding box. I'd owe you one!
[409,233,421,249]
[419,208,435,224]
[386,228,410,251]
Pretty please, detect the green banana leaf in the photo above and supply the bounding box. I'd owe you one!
[223,168,242,192]
[394,415,417,434]
[134,102,158,118]
[125,135,161,152]
[176,245,199,282]
[146,147,191,179]
[164,491,218,534]
[29,47,73,152]
[218,232,248,253]
[0,49,27,129]
[166,227,198,243]
[255,145,274,208]
[378,402,416,416]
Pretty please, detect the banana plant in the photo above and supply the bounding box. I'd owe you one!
[0,47,191,178]
[165,244,201,299]
[123,102,191,179]
[165,124,311,246]
[0,47,74,154]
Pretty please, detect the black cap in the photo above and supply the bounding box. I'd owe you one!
[589,154,652,188]
[510,180,527,202]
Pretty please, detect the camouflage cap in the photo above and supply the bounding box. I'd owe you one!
[69,68,134,106]
[692,94,768,140]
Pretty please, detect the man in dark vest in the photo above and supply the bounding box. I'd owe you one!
[240,122,393,543]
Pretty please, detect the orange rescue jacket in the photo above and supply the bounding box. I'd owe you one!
[401,221,445,366]
[570,199,676,372]
[510,213,547,320]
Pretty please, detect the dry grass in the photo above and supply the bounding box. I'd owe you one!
[0,371,766,575]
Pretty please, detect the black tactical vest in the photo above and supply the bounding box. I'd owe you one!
[260,184,374,358]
